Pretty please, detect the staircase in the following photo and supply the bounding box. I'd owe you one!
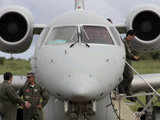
[111,94,140,120]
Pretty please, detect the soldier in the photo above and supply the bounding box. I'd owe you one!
[0,72,30,120]
[118,30,140,96]
[19,72,49,120]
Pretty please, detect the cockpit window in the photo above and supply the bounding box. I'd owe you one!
[46,26,78,45]
[109,27,122,46]
[40,27,50,46]
[81,26,114,45]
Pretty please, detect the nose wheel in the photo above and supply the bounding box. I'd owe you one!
[65,101,95,120]
[70,113,89,120]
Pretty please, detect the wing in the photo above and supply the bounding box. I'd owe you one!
[33,24,47,35]
[131,73,160,93]
[115,24,127,34]
[0,75,26,89]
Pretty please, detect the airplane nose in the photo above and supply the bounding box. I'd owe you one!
[38,45,122,102]
[64,74,102,102]
[70,88,92,102]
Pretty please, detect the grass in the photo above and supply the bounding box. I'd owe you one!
[0,59,31,75]
[133,59,160,74]
[124,96,146,111]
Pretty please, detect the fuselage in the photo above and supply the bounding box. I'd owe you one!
[33,11,125,102]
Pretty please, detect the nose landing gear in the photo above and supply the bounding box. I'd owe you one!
[70,113,89,120]
[64,101,96,120]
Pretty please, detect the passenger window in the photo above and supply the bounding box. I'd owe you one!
[82,26,114,45]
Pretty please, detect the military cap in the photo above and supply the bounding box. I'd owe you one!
[4,72,13,81]
[27,72,35,77]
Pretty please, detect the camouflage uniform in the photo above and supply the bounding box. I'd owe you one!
[118,39,137,94]
[0,81,24,120]
[19,82,49,120]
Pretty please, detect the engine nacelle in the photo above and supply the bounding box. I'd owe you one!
[0,6,34,53]
[126,5,160,52]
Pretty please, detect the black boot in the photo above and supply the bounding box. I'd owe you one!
[125,89,137,102]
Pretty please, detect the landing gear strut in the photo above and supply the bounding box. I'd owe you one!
[64,101,96,120]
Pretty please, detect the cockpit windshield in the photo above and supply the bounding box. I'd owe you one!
[46,26,78,45]
[46,25,114,45]
[81,26,114,45]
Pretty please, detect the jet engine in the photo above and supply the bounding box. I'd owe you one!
[0,6,34,53]
[125,5,160,52]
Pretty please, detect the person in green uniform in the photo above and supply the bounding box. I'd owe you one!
[0,72,30,120]
[19,72,49,120]
[118,30,140,96]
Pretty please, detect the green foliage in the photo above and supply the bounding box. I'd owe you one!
[9,57,14,60]
[151,51,160,60]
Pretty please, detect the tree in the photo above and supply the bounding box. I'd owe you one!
[151,51,160,60]
[0,57,5,65]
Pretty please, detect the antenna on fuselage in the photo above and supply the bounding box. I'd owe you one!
[75,0,85,11]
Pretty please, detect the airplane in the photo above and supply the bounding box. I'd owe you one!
[0,0,160,119]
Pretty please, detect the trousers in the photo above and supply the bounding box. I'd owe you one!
[23,107,43,120]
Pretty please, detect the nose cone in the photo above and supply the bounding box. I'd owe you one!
[70,87,93,102]
[59,73,103,102]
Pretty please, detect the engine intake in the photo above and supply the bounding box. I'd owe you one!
[126,5,160,52]
[0,12,28,42]
[133,11,160,41]
[0,6,34,53]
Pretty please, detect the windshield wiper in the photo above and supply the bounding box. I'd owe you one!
[81,27,90,48]
[69,40,79,48]
[69,29,79,48]
[85,43,90,47]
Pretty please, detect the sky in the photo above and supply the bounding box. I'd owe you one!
[0,0,160,59]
